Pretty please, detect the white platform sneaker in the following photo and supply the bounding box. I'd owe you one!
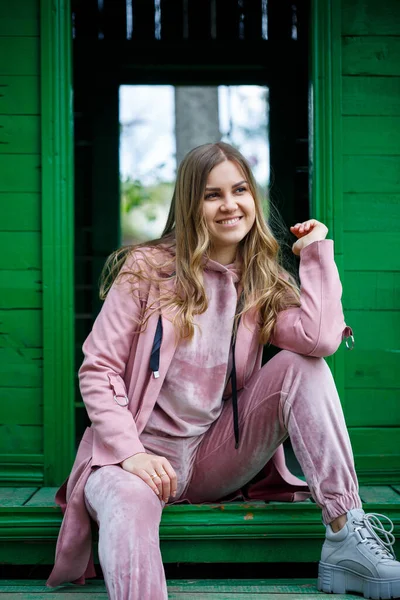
[318,508,400,599]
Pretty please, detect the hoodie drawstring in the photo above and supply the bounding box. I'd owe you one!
[150,291,243,449]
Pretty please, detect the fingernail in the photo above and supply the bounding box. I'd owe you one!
[155,488,160,494]
[172,491,177,497]
[164,497,168,503]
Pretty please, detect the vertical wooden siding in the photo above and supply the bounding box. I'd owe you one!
[341,0,400,478]
[0,1,43,484]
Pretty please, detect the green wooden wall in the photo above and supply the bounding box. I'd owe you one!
[0,0,398,490]
[340,0,400,480]
[0,2,44,485]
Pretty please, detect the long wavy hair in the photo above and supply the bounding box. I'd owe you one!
[100,142,300,344]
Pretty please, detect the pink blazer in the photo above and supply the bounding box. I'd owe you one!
[47,239,352,586]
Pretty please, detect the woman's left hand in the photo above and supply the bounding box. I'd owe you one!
[290,219,328,256]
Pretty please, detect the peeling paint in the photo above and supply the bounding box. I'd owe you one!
[244,512,254,520]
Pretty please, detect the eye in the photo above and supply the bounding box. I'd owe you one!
[235,186,247,193]
[205,192,218,200]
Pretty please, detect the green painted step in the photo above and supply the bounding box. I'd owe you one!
[1,486,400,565]
[0,579,363,599]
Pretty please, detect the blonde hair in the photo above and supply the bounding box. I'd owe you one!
[100,142,300,344]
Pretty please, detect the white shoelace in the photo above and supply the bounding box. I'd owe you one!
[353,512,396,560]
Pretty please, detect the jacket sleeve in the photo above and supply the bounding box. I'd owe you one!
[270,239,352,357]
[79,255,147,466]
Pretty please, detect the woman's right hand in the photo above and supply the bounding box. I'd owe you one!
[120,452,178,503]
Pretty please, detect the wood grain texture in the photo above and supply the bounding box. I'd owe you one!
[343,271,400,311]
[359,485,400,504]
[0,116,40,154]
[0,388,42,425]
[0,193,41,231]
[343,311,400,388]
[342,0,400,35]
[0,271,42,309]
[0,488,37,507]
[0,309,41,347]
[343,194,400,233]
[343,232,400,270]
[342,36,400,76]
[0,424,42,454]
[0,0,39,36]
[0,356,41,388]
[0,38,39,76]
[342,76,400,116]
[343,116,400,154]
[0,156,40,193]
[0,76,40,115]
[25,487,58,506]
[350,429,400,473]
[0,233,40,269]
[343,389,400,427]
[343,156,400,194]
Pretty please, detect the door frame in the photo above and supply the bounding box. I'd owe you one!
[41,0,75,484]
[40,0,342,484]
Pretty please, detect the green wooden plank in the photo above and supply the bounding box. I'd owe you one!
[0,155,40,192]
[0,309,41,347]
[25,487,57,507]
[342,37,400,77]
[359,485,400,504]
[0,388,42,425]
[0,359,42,388]
[345,350,399,388]
[0,271,42,309]
[169,595,356,599]
[343,156,400,194]
[342,76,400,116]
[392,485,400,495]
[0,424,42,454]
[0,115,40,154]
[350,429,400,473]
[0,76,40,115]
[345,310,400,389]
[0,38,39,76]
[0,193,40,231]
[0,1,40,36]
[343,194,400,234]
[0,232,40,269]
[342,0,400,35]
[343,233,400,270]
[343,117,400,155]
[343,389,400,427]
[343,271,400,311]
[0,488,37,507]
[0,454,43,485]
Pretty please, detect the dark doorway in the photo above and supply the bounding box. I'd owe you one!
[72,0,311,450]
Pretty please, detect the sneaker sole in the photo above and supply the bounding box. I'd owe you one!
[318,561,400,599]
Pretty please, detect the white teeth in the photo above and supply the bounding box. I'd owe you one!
[218,217,241,225]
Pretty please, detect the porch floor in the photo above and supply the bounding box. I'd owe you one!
[0,579,363,599]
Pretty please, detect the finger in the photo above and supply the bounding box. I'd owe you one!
[157,466,171,503]
[162,460,178,499]
[139,469,161,496]
[148,466,163,496]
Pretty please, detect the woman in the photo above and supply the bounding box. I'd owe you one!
[47,142,399,599]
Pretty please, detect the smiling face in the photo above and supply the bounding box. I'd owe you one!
[203,160,256,264]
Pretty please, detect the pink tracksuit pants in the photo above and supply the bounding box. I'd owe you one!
[84,350,362,599]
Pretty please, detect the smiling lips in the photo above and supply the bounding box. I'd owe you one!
[216,216,243,226]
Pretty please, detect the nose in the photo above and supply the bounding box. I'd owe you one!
[220,193,238,212]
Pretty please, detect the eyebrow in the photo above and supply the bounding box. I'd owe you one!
[205,180,248,191]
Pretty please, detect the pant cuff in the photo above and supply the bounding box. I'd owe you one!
[321,492,362,525]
